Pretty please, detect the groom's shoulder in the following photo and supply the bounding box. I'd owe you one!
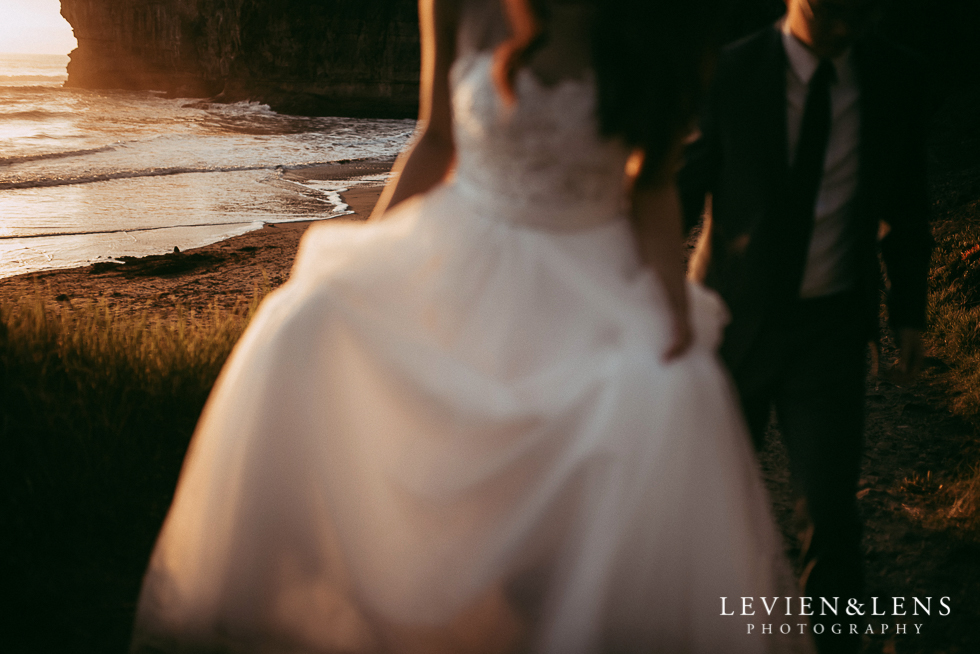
[716,23,781,77]
[854,33,929,105]
[856,32,926,75]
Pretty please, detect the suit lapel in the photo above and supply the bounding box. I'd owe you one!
[762,25,789,191]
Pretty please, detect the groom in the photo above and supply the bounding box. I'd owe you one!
[679,0,931,651]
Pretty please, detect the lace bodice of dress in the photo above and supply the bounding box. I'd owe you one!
[450,51,633,230]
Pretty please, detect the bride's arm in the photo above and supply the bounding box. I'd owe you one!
[370,0,459,219]
[630,154,693,362]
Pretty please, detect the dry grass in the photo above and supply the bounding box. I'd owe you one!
[0,295,260,652]
[919,212,980,538]
[928,215,980,420]
[945,466,980,531]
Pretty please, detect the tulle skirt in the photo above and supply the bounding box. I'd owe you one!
[132,182,809,653]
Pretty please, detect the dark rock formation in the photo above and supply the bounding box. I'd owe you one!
[58,0,979,119]
[60,0,420,118]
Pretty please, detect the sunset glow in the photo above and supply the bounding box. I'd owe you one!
[0,0,77,55]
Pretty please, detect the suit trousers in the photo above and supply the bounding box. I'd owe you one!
[729,290,867,653]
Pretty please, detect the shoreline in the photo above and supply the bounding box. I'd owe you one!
[0,161,391,319]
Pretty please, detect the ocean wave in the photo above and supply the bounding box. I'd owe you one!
[189,100,276,115]
[0,86,66,96]
[0,109,73,119]
[0,145,119,167]
[0,155,395,189]
[0,220,264,241]
[0,74,66,83]
[0,164,273,190]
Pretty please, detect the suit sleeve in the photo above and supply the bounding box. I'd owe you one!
[879,57,933,331]
[676,72,723,234]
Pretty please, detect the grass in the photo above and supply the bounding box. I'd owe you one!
[0,297,257,653]
[919,192,980,538]
[927,215,980,422]
[893,128,980,541]
[1,209,977,651]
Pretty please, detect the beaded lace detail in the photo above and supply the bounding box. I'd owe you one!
[450,52,632,230]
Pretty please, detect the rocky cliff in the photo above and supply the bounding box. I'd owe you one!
[60,0,421,118]
[58,0,978,119]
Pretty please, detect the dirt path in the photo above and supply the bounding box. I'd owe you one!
[759,337,980,653]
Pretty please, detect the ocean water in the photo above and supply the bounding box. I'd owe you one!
[0,53,415,279]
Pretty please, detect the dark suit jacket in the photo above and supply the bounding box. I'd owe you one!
[678,24,932,371]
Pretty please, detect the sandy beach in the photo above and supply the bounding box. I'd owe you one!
[0,160,392,318]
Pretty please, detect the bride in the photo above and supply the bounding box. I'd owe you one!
[133,1,812,652]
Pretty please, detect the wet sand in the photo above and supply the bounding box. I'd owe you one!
[0,161,392,318]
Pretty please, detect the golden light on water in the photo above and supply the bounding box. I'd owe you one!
[0,115,67,143]
[0,0,77,55]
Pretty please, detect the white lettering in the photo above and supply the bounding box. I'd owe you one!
[820,597,838,616]
[940,597,952,616]
[813,624,825,635]
[762,624,772,635]
[896,624,907,634]
[720,597,734,616]
[871,597,886,616]
[780,623,791,634]
[742,597,756,616]
[850,623,859,635]
[800,597,813,616]
[915,624,923,634]
[761,597,779,615]
[913,597,931,616]
[747,624,755,634]
[893,597,906,616]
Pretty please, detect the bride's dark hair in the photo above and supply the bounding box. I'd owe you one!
[493,0,723,180]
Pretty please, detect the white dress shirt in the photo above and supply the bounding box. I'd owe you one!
[781,21,861,298]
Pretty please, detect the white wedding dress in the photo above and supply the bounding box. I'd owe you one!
[133,51,810,653]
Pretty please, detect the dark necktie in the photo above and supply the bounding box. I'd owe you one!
[779,58,835,301]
